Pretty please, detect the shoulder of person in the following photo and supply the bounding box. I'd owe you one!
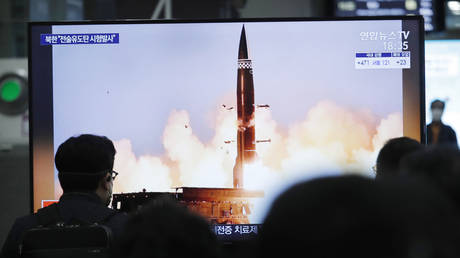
[101,210,129,239]
[13,213,40,230]
[4,213,39,240]
[105,209,128,223]
[87,204,128,223]
[442,124,456,132]
[1,213,40,258]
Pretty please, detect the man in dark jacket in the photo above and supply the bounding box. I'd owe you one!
[427,99,458,148]
[1,134,128,258]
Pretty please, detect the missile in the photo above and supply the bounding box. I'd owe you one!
[233,25,256,188]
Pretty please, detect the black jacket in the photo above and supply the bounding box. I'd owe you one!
[427,122,458,148]
[1,192,128,258]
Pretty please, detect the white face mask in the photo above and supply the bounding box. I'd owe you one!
[431,108,443,122]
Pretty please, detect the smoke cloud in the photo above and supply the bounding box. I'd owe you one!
[112,100,403,193]
[113,139,172,193]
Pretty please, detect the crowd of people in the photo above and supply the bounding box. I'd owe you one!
[1,99,460,258]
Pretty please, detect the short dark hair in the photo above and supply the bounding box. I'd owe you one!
[431,99,445,110]
[259,175,460,258]
[113,198,221,258]
[376,137,423,178]
[55,134,116,192]
[400,146,460,206]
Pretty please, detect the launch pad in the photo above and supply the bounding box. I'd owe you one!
[180,187,264,224]
[112,187,264,224]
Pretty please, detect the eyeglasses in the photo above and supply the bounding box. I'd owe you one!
[109,170,119,181]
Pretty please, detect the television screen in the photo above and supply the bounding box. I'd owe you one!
[334,0,444,32]
[29,17,424,231]
[425,39,460,147]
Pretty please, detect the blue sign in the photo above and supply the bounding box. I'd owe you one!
[40,33,119,45]
[356,52,410,58]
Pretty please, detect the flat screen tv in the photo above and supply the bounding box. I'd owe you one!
[29,17,425,236]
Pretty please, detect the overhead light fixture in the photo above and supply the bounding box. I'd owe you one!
[367,1,380,9]
[406,0,418,11]
[337,1,356,11]
[448,0,460,15]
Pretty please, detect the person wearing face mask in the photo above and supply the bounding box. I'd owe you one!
[2,134,128,258]
[427,100,458,148]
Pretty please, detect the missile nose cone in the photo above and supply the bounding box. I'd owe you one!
[238,25,249,59]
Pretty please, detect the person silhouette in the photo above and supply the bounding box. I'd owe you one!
[427,99,457,148]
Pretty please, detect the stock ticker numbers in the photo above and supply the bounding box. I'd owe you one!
[355,52,410,69]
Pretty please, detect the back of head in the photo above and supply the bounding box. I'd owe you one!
[259,175,460,258]
[114,198,221,258]
[400,146,460,205]
[55,134,116,193]
[376,137,422,178]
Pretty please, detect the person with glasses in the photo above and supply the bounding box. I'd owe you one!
[2,134,128,258]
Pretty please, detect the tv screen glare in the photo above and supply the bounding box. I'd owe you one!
[29,17,424,227]
[425,39,460,147]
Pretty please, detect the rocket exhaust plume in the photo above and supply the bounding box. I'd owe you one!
[233,25,256,188]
